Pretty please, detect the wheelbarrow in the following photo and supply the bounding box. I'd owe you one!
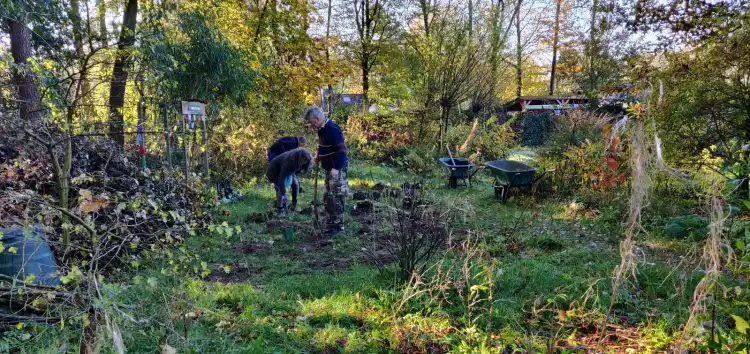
[484,160,552,203]
[438,157,480,188]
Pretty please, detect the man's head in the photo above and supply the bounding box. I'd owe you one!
[297,136,307,146]
[303,107,327,131]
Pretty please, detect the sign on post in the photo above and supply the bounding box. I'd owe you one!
[180,101,209,184]
[181,101,206,116]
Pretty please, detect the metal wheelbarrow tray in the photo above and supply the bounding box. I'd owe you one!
[438,157,479,188]
[484,160,550,203]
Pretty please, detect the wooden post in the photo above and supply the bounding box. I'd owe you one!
[201,116,209,184]
[182,113,189,178]
[163,103,171,167]
[137,98,146,169]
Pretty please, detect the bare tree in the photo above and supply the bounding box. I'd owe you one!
[108,0,138,147]
[431,11,479,149]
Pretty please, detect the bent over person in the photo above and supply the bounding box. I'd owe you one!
[303,107,349,237]
[266,148,313,214]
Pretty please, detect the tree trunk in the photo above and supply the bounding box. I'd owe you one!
[325,0,333,112]
[587,0,598,93]
[515,0,522,98]
[8,2,42,123]
[362,56,370,108]
[549,0,561,95]
[108,0,138,147]
[420,0,430,36]
[97,0,107,45]
[468,0,473,40]
[489,0,506,97]
[69,0,94,121]
[254,0,270,40]
[440,103,451,150]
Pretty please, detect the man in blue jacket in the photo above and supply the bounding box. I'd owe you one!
[268,136,306,162]
[303,107,348,237]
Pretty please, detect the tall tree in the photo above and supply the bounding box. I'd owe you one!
[68,0,94,119]
[514,0,522,97]
[7,0,42,123]
[549,0,562,95]
[353,0,395,104]
[325,0,334,112]
[419,0,433,36]
[108,0,138,147]
[431,12,479,149]
[586,0,599,93]
[468,0,473,39]
[97,0,108,47]
[488,0,507,79]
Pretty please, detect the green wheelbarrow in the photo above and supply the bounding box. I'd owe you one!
[484,160,553,203]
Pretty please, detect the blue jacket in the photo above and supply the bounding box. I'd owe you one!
[268,137,301,162]
[317,120,348,170]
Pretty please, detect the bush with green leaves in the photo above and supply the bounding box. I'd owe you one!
[663,214,709,239]
[442,119,517,163]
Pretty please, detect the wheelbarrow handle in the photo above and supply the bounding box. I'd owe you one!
[469,166,483,178]
[532,169,555,184]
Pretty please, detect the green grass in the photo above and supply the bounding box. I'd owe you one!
[11,161,706,353]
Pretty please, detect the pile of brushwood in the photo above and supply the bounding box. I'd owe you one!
[0,120,211,331]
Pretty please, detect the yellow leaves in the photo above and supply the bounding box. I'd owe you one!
[60,266,84,286]
[251,61,262,70]
[78,189,109,213]
[732,315,749,334]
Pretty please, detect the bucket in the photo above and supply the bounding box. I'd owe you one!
[283,227,294,242]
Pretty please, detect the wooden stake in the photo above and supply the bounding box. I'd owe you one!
[163,104,171,167]
[313,161,321,229]
[201,116,209,184]
[182,114,189,180]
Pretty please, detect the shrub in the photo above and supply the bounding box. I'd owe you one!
[391,146,435,175]
[520,112,553,146]
[346,112,422,163]
[443,118,517,163]
[375,190,450,281]
[663,214,708,239]
[547,110,611,156]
